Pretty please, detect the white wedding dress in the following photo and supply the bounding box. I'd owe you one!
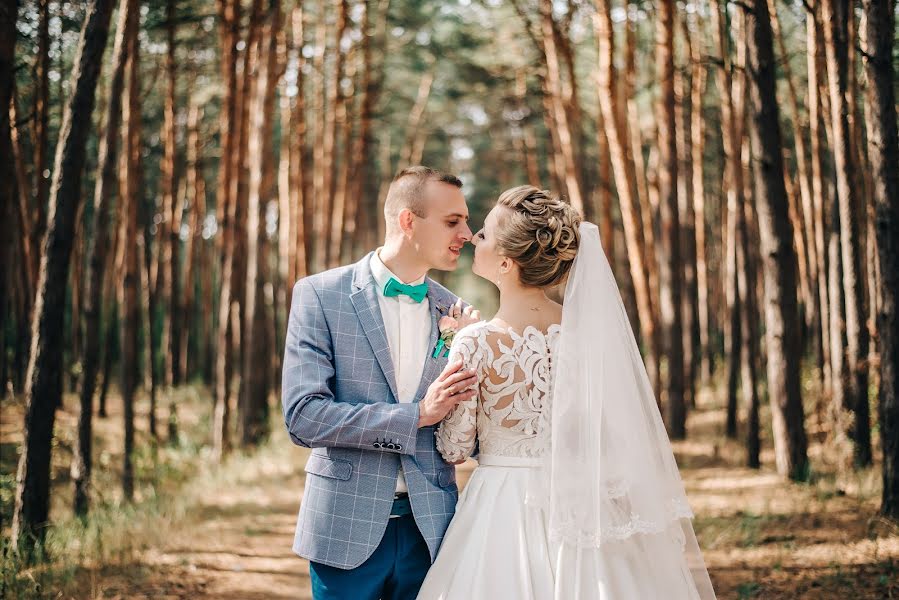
[416,319,712,600]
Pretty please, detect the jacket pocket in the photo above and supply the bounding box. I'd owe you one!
[304,452,353,481]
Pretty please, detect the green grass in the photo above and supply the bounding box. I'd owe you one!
[0,385,219,598]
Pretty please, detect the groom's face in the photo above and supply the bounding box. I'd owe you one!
[409,181,472,271]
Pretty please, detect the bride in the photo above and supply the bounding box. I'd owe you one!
[416,186,716,599]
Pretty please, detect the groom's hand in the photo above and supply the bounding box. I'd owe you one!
[418,360,478,428]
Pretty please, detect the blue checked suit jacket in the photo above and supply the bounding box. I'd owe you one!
[282,252,459,570]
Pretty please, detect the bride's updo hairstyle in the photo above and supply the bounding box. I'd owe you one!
[494,185,582,288]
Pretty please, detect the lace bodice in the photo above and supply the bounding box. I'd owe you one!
[436,321,561,462]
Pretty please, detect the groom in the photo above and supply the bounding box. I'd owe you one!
[282,166,479,599]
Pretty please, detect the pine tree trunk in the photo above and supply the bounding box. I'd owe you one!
[807,3,833,390]
[326,0,350,268]
[539,0,582,212]
[180,101,203,382]
[30,0,51,291]
[241,0,280,447]
[72,0,132,516]
[823,0,872,467]
[712,0,744,438]
[161,0,182,393]
[744,0,809,480]
[213,0,242,460]
[739,189,762,468]
[346,0,382,262]
[311,0,328,272]
[11,0,115,557]
[655,0,685,437]
[687,9,711,386]
[860,0,899,517]
[0,0,16,403]
[771,0,823,371]
[119,0,141,496]
[593,0,659,393]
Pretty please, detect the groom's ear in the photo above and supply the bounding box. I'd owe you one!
[398,208,416,237]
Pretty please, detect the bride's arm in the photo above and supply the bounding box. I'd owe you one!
[435,330,480,463]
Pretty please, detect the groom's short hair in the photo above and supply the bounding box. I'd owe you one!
[384,166,463,228]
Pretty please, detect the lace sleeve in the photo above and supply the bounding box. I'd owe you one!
[435,327,481,463]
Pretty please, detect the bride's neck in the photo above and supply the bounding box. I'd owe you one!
[495,284,555,327]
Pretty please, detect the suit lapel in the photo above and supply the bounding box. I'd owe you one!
[350,256,399,402]
[412,283,449,403]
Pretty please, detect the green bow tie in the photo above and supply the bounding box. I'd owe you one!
[383,277,428,303]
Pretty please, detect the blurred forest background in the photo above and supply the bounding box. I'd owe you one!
[1,0,898,597]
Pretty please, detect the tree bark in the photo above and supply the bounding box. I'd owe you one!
[30,0,51,292]
[744,0,809,480]
[119,0,141,496]
[539,0,583,213]
[0,0,17,404]
[72,0,132,516]
[326,0,350,268]
[860,0,899,518]
[180,101,203,381]
[160,0,182,394]
[241,0,281,447]
[739,183,762,468]
[593,0,659,394]
[823,0,872,467]
[807,2,833,391]
[655,0,684,437]
[687,8,711,386]
[11,0,115,557]
[712,0,745,438]
[213,0,242,460]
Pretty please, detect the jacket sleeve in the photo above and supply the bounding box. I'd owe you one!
[281,279,419,455]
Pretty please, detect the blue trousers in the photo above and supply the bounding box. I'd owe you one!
[309,513,431,600]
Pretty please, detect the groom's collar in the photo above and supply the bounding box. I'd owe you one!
[369,248,426,292]
[351,251,455,310]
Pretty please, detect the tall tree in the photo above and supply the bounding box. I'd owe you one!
[180,100,204,381]
[213,0,241,460]
[72,0,133,516]
[241,0,281,446]
[160,0,183,398]
[823,0,872,467]
[593,0,659,392]
[656,0,685,437]
[30,0,51,290]
[743,0,809,480]
[860,0,899,517]
[686,7,711,386]
[712,0,745,438]
[325,0,350,268]
[807,2,833,392]
[118,0,141,499]
[539,0,583,213]
[11,0,116,557]
[770,0,822,373]
[0,0,17,405]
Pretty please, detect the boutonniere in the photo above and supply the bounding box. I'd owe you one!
[432,315,458,358]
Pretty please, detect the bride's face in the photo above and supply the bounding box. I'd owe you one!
[471,206,509,284]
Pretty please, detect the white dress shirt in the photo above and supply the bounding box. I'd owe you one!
[370,249,431,494]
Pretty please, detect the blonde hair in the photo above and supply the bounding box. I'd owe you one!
[494,185,581,288]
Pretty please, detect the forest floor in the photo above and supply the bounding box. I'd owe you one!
[2,382,898,599]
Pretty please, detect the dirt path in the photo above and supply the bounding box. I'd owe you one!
[127,413,897,600]
[125,450,314,600]
[5,389,897,599]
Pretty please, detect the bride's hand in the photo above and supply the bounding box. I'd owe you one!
[451,298,481,330]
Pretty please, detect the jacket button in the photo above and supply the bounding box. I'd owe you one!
[396,444,403,451]
[373,442,383,449]
[386,443,396,450]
